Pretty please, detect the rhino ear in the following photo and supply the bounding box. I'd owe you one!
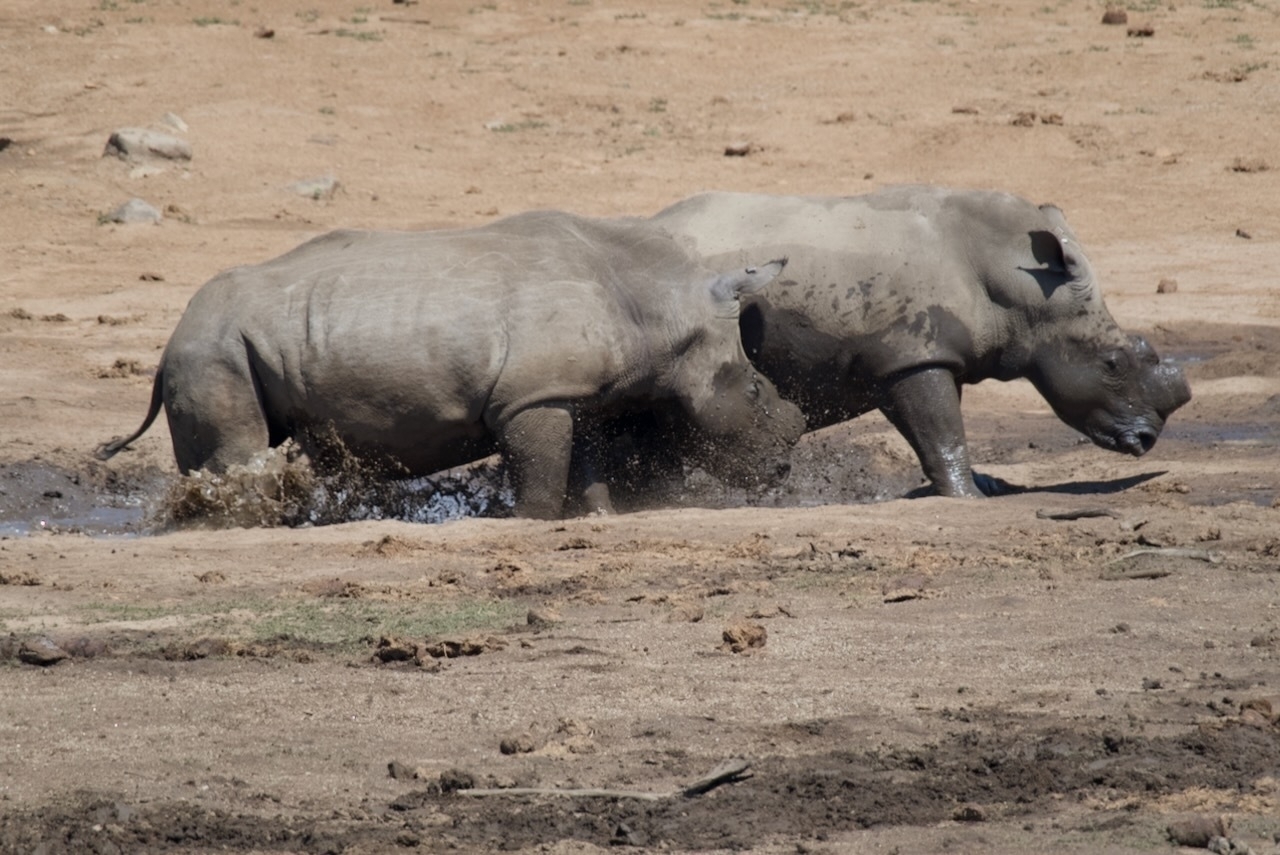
[1028,227,1094,300]
[710,257,788,302]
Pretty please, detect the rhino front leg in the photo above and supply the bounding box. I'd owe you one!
[878,366,983,498]
[499,405,575,519]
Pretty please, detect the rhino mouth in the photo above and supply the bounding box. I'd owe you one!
[1097,422,1160,457]
[1117,427,1159,456]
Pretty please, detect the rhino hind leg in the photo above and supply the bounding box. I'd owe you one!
[162,349,271,475]
[498,405,575,520]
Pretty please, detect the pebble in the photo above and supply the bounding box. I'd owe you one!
[104,128,192,162]
[1167,815,1229,848]
[18,636,68,666]
[106,198,163,225]
[288,175,341,200]
[499,734,535,755]
[526,606,562,629]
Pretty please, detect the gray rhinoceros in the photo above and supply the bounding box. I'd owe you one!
[651,186,1191,497]
[96,210,806,519]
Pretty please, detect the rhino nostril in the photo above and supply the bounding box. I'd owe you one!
[1136,428,1157,454]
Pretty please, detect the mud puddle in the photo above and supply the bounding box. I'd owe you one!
[0,461,159,537]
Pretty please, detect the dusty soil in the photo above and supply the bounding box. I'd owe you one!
[3,0,1280,852]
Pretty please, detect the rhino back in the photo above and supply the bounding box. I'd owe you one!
[163,215,696,470]
[655,188,1101,384]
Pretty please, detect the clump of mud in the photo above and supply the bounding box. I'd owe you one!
[161,443,513,529]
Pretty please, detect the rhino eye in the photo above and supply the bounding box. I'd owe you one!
[1103,354,1120,373]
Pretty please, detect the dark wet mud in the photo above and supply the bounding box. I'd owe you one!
[3,710,1276,854]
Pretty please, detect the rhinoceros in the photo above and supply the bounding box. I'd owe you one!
[651,186,1191,497]
[96,210,806,519]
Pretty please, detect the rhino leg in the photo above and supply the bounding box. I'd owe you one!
[879,366,983,499]
[568,447,615,516]
[163,348,270,474]
[499,405,575,519]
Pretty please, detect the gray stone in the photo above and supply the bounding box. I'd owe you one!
[106,198,163,225]
[104,128,192,162]
[287,175,341,200]
[18,636,68,666]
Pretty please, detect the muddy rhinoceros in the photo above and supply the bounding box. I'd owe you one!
[96,210,806,519]
[651,186,1191,497]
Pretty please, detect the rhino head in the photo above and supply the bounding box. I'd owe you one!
[1012,218,1191,457]
[1029,331,1191,457]
[669,259,806,486]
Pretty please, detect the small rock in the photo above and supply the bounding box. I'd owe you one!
[1249,632,1277,649]
[667,598,705,623]
[1101,7,1128,24]
[1208,835,1255,855]
[288,175,341,200]
[1236,228,1253,240]
[612,822,646,847]
[723,141,755,157]
[104,128,192,162]
[526,606,562,629]
[1240,696,1277,720]
[952,803,987,822]
[1156,277,1178,294]
[18,637,69,666]
[1240,707,1271,729]
[883,573,929,603]
[104,198,162,225]
[254,26,275,39]
[721,620,767,653]
[1127,25,1154,38]
[437,769,476,793]
[387,760,418,780]
[555,717,592,737]
[1167,814,1229,847]
[499,735,535,755]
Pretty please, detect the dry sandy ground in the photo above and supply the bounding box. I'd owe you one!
[2,0,1280,852]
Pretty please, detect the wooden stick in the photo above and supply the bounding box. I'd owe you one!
[1036,508,1121,520]
[457,757,752,800]
[1103,547,1223,566]
[678,757,753,797]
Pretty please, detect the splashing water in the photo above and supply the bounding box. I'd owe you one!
[159,443,514,529]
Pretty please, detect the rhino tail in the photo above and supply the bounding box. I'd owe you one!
[95,365,165,462]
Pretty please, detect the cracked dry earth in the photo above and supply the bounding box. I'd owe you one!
[2,0,1280,852]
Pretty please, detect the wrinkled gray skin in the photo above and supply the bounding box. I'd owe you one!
[96,211,806,519]
[651,186,1191,497]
